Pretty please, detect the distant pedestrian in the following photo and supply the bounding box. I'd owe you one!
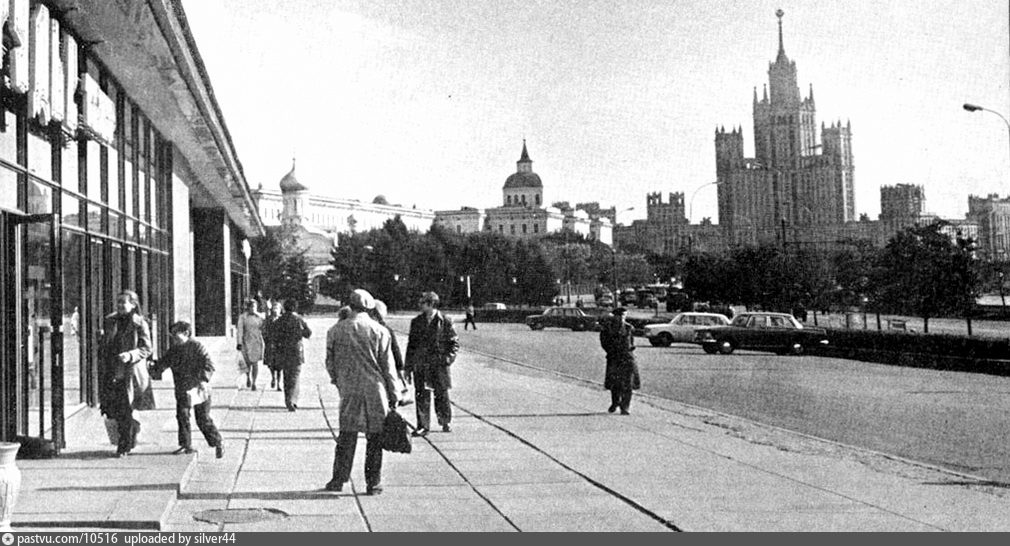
[152,321,224,458]
[236,299,265,390]
[98,289,155,458]
[271,298,311,411]
[463,303,477,330]
[599,307,639,415]
[405,291,459,436]
[324,289,402,494]
[263,300,283,390]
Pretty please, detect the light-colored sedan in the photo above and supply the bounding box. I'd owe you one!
[643,312,731,347]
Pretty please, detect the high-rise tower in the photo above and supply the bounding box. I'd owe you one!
[717,10,855,241]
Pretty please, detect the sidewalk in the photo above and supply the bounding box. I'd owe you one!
[13,315,1010,532]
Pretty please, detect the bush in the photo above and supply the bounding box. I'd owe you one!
[817,329,1010,376]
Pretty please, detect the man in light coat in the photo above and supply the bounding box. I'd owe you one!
[405,291,459,436]
[324,289,401,494]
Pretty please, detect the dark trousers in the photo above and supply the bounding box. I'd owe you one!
[331,431,383,488]
[463,315,477,330]
[284,365,301,409]
[108,382,139,453]
[610,388,632,411]
[415,386,451,430]
[174,390,222,448]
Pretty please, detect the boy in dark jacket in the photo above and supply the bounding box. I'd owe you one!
[152,321,224,458]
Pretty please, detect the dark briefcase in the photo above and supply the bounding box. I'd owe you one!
[381,410,412,454]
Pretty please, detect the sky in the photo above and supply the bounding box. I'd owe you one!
[180,0,1009,224]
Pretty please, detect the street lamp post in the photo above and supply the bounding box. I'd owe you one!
[689,181,720,225]
[964,103,1010,175]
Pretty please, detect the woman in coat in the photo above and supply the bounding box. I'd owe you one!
[271,298,311,411]
[263,299,283,390]
[236,299,265,390]
[599,307,640,415]
[98,289,154,457]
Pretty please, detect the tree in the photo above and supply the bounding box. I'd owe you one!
[873,222,978,333]
[250,227,315,311]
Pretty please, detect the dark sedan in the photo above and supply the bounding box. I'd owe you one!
[694,312,828,355]
[525,307,601,331]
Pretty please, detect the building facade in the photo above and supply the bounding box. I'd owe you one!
[434,141,614,245]
[968,194,1010,261]
[716,10,854,243]
[0,0,264,455]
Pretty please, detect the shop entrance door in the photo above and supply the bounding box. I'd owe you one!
[0,210,58,455]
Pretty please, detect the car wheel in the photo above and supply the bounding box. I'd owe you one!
[702,344,719,354]
[717,339,735,355]
[789,341,804,355]
[530,323,544,331]
[655,333,673,347]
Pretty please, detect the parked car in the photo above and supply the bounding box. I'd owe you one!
[482,302,507,310]
[694,312,829,355]
[597,294,615,307]
[636,290,659,309]
[525,307,601,331]
[619,291,638,306]
[643,312,731,347]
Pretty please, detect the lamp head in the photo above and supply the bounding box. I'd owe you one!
[963,103,983,112]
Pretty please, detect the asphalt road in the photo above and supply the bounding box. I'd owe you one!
[389,318,1010,484]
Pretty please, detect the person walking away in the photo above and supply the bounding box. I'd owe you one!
[324,289,401,494]
[599,307,640,415]
[152,321,224,458]
[236,299,265,390]
[368,300,410,404]
[463,303,477,331]
[405,291,459,436]
[98,290,154,457]
[272,298,311,411]
[263,300,283,390]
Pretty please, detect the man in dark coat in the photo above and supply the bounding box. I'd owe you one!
[405,291,459,436]
[599,307,640,415]
[270,298,312,411]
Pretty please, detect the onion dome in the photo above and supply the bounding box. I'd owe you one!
[279,159,307,192]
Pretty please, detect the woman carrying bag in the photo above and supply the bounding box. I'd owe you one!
[98,289,156,458]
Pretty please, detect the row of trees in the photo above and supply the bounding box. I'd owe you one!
[683,222,982,332]
[251,216,995,331]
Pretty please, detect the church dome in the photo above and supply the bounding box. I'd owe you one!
[504,171,542,189]
[279,160,307,192]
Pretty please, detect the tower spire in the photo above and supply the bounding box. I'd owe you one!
[776,9,785,57]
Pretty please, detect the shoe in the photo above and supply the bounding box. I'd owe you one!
[442,424,452,433]
[366,486,383,496]
[287,406,296,412]
[173,446,196,455]
[251,385,257,391]
[411,427,428,437]
[620,409,630,415]
[215,444,224,459]
[270,379,276,389]
[607,405,617,413]
[324,479,343,492]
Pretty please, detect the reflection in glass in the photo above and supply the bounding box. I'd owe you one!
[61,193,80,227]
[27,133,52,180]
[62,230,84,406]
[63,140,79,192]
[86,203,102,232]
[22,220,52,437]
[27,179,52,215]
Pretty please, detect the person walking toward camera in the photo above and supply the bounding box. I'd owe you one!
[405,291,459,436]
[324,289,401,494]
[152,321,224,458]
[599,307,640,415]
[263,299,283,390]
[98,290,153,458]
[272,298,311,411]
[236,299,265,391]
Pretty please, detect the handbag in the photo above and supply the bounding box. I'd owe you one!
[128,358,157,411]
[380,410,412,454]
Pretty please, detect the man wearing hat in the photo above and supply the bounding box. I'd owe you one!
[405,291,459,436]
[599,307,640,415]
[324,289,402,494]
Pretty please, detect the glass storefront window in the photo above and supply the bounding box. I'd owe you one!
[27,180,52,215]
[86,140,102,203]
[108,212,121,240]
[0,112,16,211]
[86,203,102,232]
[61,230,85,406]
[125,218,135,242]
[62,140,79,192]
[107,145,119,210]
[61,193,79,227]
[27,133,52,181]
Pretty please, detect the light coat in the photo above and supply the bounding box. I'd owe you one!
[236,311,265,362]
[326,312,400,434]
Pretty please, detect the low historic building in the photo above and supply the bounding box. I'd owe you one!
[435,141,614,245]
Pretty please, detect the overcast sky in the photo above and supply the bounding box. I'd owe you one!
[181,0,1009,224]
